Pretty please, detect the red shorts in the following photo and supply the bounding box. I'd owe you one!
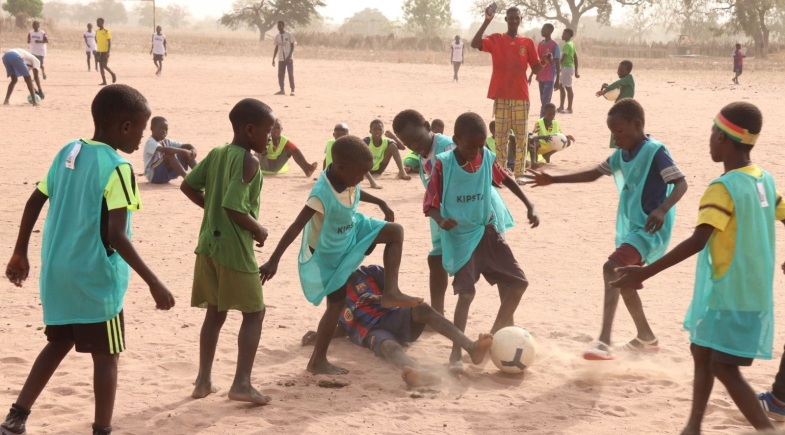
[608,243,644,290]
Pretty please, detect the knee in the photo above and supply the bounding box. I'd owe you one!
[386,222,404,242]
[457,292,475,305]
[412,302,435,318]
[379,339,401,358]
[710,361,739,383]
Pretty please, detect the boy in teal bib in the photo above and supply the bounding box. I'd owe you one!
[529,99,688,361]
[364,119,411,181]
[613,102,779,433]
[425,112,539,373]
[1,85,175,435]
[260,136,422,376]
[255,118,318,177]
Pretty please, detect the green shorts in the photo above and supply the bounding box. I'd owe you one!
[192,254,264,313]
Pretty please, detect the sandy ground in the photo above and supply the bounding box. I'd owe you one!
[2,49,785,435]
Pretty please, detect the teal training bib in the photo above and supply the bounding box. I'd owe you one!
[608,139,675,263]
[684,170,776,359]
[41,140,132,325]
[298,172,386,305]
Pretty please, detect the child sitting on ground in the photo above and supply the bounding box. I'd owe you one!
[143,116,198,184]
[254,118,318,177]
[529,103,575,166]
[325,123,380,188]
[364,119,411,181]
[260,136,422,375]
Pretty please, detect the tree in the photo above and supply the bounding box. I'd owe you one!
[87,0,128,25]
[471,0,649,32]
[219,0,326,41]
[2,0,43,28]
[133,2,163,28]
[402,0,452,36]
[43,1,71,23]
[165,4,191,29]
[339,8,392,35]
[716,0,785,58]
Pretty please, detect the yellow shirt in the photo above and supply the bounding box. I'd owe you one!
[697,165,785,278]
[96,29,112,53]
[38,141,141,211]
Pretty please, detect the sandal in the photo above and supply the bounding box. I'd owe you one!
[617,337,660,353]
[583,341,615,361]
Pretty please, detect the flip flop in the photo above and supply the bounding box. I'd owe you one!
[583,341,615,361]
[617,337,660,353]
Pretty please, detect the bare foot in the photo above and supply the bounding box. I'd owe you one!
[397,172,412,180]
[371,184,383,189]
[449,359,464,376]
[191,379,219,399]
[402,366,441,387]
[228,383,271,405]
[468,333,494,364]
[381,291,423,308]
[306,162,318,177]
[679,426,700,435]
[307,359,348,375]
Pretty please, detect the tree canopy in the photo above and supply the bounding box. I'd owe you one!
[339,8,393,35]
[3,0,43,28]
[219,0,326,40]
[402,0,452,36]
[471,0,648,32]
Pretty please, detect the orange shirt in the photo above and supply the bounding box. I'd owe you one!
[481,33,539,101]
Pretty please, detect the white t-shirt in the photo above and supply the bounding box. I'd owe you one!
[152,33,166,55]
[274,31,296,61]
[28,31,47,57]
[84,31,97,52]
[143,137,182,181]
[451,42,464,62]
[9,49,41,70]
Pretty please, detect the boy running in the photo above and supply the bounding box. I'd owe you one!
[613,102,779,434]
[180,98,275,405]
[426,112,538,373]
[150,25,166,76]
[260,136,423,375]
[255,118,318,177]
[0,85,175,435]
[27,21,48,80]
[528,99,688,360]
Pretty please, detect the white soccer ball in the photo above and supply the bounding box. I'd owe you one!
[490,326,536,374]
[604,87,620,101]
[547,133,570,152]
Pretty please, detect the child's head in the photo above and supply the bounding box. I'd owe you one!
[87,23,93,31]
[277,20,285,33]
[150,116,168,141]
[453,112,488,162]
[562,28,574,41]
[32,21,40,31]
[543,103,557,122]
[392,109,431,157]
[331,135,374,186]
[431,119,445,134]
[369,119,384,140]
[736,43,742,50]
[454,35,461,43]
[488,120,496,136]
[541,23,554,38]
[156,25,162,34]
[333,123,349,139]
[229,98,275,154]
[606,98,646,151]
[91,84,151,154]
[710,102,762,162]
[618,60,633,78]
[271,118,282,139]
[97,17,105,28]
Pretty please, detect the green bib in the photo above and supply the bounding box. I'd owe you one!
[324,139,335,167]
[684,170,776,359]
[263,135,289,174]
[369,137,388,171]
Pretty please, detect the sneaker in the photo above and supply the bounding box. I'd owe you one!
[583,341,615,361]
[1,403,31,434]
[759,391,785,421]
[290,91,295,96]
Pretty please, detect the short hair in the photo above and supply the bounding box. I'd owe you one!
[506,7,521,16]
[736,43,742,48]
[431,119,445,129]
[719,102,762,136]
[369,119,384,130]
[564,28,574,38]
[277,21,284,26]
[454,112,487,138]
[150,116,167,128]
[608,98,645,126]
[620,60,633,71]
[488,120,496,128]
[543,23,554,31]
[229,98,274,131]
[392,109,426,134]
[91,84,149,128]
[97,17,104,22]
[333,123,349,133]
[332,135,373,166]
[32,20,39,25]
[544,103,557,111]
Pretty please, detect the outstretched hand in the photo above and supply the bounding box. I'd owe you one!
[610,265,648,289]
[6,254,29,287]
[525,169,554,187]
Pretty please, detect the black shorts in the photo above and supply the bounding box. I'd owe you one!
[97,52,110,63]
[363,308,424,356]
[33,55,44,66]
[690,342,753,367]
[45,311,126,355]
[453,226,528,294]
[153,54,164,61]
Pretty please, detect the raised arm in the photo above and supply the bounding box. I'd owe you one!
[384,130,407,151]
[6,189,48,287]
[471,5,495,50]
[259,205,316,282]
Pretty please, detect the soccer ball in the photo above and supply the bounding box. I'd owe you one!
[547,133,570,152]
[490,326,536,374]
[604,87,620,101]
[27,94,41,104]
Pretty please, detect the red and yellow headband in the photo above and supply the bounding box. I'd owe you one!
[714,113,759,145]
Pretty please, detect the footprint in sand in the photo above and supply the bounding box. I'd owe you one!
[0,357,26,364]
